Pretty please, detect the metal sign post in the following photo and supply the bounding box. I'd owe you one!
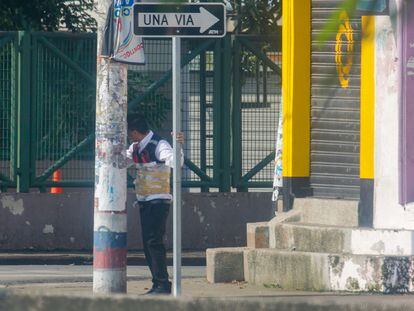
[133,2,226,297]
[172,36,182,297]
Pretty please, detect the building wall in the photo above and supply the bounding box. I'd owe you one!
[373,1,414,229]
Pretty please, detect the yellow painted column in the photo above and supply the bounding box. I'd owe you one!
[359,16,375,227]
[282,0,311,210]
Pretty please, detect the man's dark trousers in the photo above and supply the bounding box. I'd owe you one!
[139,199,171,290]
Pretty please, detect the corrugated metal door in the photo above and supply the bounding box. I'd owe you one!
[311,0,361,199]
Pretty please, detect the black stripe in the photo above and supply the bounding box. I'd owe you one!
[359,178,374,227]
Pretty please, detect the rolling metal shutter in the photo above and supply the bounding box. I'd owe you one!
[310,0,361,199]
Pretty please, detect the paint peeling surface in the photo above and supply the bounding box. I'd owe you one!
[95,163,127,212]
[42,225,54,234]
[351,229,414,255]
[93,228,127,269]
[1,195,24,215]
[94,57,128,212]
[93,213,127,232]
[329,255,414,293]
[93,4,129,293]
[373,12,414,230]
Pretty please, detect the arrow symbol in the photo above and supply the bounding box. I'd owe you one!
[137,7,220,33]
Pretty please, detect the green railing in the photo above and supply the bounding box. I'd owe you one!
[0,31,281,192]
[0,32,17,190]
[232,35,282,190]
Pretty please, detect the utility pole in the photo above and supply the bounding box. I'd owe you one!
[93,0,128,294]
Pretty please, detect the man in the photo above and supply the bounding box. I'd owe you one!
[126,115,183,295]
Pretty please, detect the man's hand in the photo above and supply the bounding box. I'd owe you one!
[171,132,185,145]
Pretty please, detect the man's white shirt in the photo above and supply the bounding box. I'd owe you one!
[127,130,183,202]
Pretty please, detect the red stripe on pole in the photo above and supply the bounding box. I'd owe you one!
[93,248,127,269]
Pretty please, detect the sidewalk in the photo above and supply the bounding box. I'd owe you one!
[0,265,285,297]
[1,265,414,310]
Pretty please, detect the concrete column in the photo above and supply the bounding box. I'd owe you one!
[93,0,128,293]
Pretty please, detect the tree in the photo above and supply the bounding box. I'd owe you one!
[236,0,281,34]
[0,0,97,32]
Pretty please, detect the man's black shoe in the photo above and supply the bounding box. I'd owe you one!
[144,286,171,295]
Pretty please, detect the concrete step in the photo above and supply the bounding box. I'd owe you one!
[245,198,359,250]
[207,247,414,292]
[292,198,359,227]
[244,249,414,293]
[269,223,414,256]
[247,222,269,249]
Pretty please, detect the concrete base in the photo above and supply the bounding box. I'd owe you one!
[244,249,414,293]
[206,248,246,283]
[206,198,414,292]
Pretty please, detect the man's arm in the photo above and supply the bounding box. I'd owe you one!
[156,139,184,167]
[125,143,136,168]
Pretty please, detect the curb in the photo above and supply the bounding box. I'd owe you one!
[0,252,206,266]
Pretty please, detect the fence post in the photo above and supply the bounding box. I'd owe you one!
[213,39,222,189]
[220,35,232,192]
[231,37,245,191]
[199,51,208,192]
[16,31,31,193]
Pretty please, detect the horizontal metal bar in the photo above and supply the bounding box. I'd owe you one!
[181,180,217,188]
[31,32,96,39]
[128,39,216,110]
[237,37,282,75]
[184,158,213,182]
[34,134,94,184]
[240,151,275,183]
[32,180,218,188]
[33,180,94,187]
[37,36,96,85]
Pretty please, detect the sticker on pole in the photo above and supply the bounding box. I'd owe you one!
[133,3,226,37]
[102,0,146,64]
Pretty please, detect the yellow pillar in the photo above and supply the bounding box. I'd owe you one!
[282,0,311,209]
[359,16,375,227]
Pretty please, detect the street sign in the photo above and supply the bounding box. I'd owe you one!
[133,3,226,37]
[132,1,226,297]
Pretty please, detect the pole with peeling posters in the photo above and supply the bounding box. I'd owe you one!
[93,0,129,294]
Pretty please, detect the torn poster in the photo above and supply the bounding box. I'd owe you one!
[102,0,145,65]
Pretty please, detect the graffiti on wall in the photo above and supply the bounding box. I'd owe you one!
[335,11,354,89]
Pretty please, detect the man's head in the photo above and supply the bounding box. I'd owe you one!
[128,114,149,142]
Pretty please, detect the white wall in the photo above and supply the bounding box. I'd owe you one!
[373,2,414,229]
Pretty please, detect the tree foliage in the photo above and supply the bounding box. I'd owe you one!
[0,0,97,32]
[237,0,281,34]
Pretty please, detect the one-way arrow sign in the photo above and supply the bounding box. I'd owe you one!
[133,3,226,37]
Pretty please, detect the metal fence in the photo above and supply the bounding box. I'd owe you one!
[0,31,281,192]
[0,32,17,189]
[232,35,282,189]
